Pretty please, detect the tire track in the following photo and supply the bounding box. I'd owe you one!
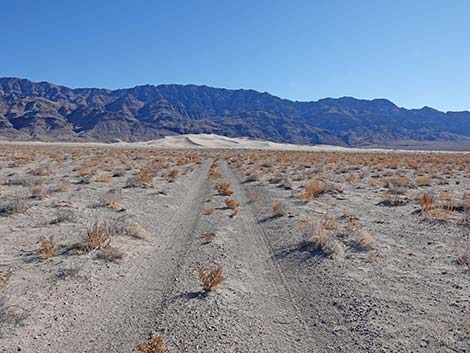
[19,160,212,353]
[221,161,319,352]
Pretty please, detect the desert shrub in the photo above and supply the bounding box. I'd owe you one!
[95,247,123,262]
[29,165,51,176]
[208,170,223,179]
[54,180,72,192]
[210,160,219,170]
[302,224,338,256]
[166,169,179,182]
[31,184,48,199]
[320,215,339,230]
[456,250,469,267]
[82,219,114,252]
[4,176,33,186]
[269,173,283,184]
[202,207,214,215]
[79,166,93,176]
[385,177,410,188]
[126,169,153,188]
[280,177,293,190]
[56,266,81,280]
[349,230,377,251]
[139,168,153,186]
[300,180,325,202]
[416,176,431,186]
[272,201,286,217]
[124,223,145,239]
[39,236,57,258]
[379,192,409,206]
[97,174,112,183]
[98,195,125,211]
[200,232,216,244]
[50,209,75,224]
[244,172,258,182]
[0,199,29,216]
[422,207,452,222]
[229,209,239,218]
[216,182,233,196]
[419,194,435,213]
[137,336,164,353]
[440,191,453,200]
[0,271,12,288]
[224,199,239,210]
[197,264,224,292]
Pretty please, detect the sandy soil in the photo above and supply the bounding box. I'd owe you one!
[0,144,468,353]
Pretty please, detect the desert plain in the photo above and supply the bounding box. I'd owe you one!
[0,141,469,353]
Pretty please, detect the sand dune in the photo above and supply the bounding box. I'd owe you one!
[141,134,350,151]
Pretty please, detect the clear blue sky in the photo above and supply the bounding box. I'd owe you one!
[1,0,469,111]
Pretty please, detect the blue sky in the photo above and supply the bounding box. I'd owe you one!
[1,0,469,111]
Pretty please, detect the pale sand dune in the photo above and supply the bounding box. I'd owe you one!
[141,133,351,151]
[2,134,468,153]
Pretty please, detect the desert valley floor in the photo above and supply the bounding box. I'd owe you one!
[0,143,468,353]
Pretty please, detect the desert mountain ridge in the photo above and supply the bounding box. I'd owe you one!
[1,77,470,150]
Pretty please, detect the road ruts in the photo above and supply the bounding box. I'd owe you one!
[12,161,212,353]
[220,161,319,352]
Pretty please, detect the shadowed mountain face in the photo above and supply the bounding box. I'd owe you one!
[1,77,470,149]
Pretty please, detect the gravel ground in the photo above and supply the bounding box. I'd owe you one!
[0,145,468,353]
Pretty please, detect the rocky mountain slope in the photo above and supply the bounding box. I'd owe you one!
[1,77,470,149]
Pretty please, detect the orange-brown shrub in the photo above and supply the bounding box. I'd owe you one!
[225,199,239,210]
[137,336,164,353]
[197,264,224,291]
[39,236,57,258]
[217,182,233,196]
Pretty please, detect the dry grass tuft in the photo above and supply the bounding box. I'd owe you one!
[0,271,12,288]
[137,336,164,353]
[39,236,57,258]
[440,191,453,200]
[224,198,239,210]
[54,180,72,192]
[416,176,431,186]
[419,194,435,213]
[272,201,286,217]
[125,223,145,239]
[98,195,125,211]
[79,166,93,176]
[422,207,453,222]
[164,169,179,182]
[202,207,214,215]
[216,182,233,196]
[95,247,123,262]
[0,199,29,216]
[200,232,216,244]
[302,223,338,256]
[320,215,339,230]
[31,184,48,199]
[138,168,153,187]
[456,250,469,267]
[197,264,224,292]
[208,170,223,179]
[97,174,112,183]
[350,230,377,251]
[83,219,114,252]
[300,180,325,202]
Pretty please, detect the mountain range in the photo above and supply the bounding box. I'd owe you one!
[1,77,470,150]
